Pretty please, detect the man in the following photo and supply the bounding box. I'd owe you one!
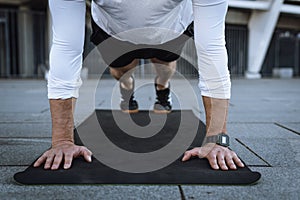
[34,0,245,171]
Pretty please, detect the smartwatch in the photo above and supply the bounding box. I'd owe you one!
[203,133,230,147]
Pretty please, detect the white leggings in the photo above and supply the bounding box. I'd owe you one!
[48,0,230,99]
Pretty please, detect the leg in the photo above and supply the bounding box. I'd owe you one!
[110,59,138,90]
[151,58,176,90]
[151,58,176,113]
[110,59,139,113]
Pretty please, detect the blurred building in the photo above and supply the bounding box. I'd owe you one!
[0,0,299,78]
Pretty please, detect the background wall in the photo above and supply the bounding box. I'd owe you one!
[0,0,299,78]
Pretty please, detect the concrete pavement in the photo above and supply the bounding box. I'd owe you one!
[0,78,299,200]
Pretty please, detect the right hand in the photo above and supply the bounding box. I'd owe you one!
[182,144,244,170]
[33,142,93,170]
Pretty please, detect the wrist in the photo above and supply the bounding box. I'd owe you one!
[52,140,74,148]
[203,133,230,147]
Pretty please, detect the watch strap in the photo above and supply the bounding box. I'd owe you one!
[203,133,230,147]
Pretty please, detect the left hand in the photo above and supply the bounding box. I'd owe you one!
[182,144,245,170]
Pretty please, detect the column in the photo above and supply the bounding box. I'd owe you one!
[18,6,34,77]
[246,0,284,79]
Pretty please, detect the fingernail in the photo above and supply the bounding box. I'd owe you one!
[88,156,92,162]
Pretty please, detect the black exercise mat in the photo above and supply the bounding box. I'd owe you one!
[14,110,261,185]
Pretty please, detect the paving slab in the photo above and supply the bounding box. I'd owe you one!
[230,139,267,166]
[0,123,51,138]
[0,138,51,166]
[234,138,300,167]
[181,167,300,200]
[227,123,299,139]
[0,167,181,200]
[228,108,300,123]
[1,83,48,113]
[1,97,49,113]
[0,113,51,123]
[229,79,300,123]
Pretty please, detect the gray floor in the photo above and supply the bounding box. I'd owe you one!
[0,78,300,200]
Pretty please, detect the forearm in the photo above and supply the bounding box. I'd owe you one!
[50,98,76,147]
[202,96,228,137]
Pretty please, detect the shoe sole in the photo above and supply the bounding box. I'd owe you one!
[153,109,172,114]
[121,109,139,114]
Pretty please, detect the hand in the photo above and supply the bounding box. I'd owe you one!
[182,144,245,170]
[33,142,93,170]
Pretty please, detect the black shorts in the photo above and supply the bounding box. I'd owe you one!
[90,19,194,68]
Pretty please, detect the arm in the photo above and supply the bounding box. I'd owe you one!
[34,0,92,170]
[182,0,244,170]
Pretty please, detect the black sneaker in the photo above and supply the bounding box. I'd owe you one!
[119,76,139,113]
[153,81,172,114]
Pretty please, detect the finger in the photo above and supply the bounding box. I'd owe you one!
[82,148,93,163]
[33,153,48,167]
[51,152,63,170]
[232,153,245,168]
[182,148,200,161]
[207,154,219,170]
[217,152,228,170]
[44,153,55,169]
[182,151,192,161]
[63,153,73,169]
[225,155,237,170]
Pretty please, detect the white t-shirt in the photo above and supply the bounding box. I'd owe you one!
[91,0,193,44]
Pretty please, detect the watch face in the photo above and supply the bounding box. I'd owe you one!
[221,136,228,144]
[218,134,229,147]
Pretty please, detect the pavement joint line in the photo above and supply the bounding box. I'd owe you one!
[247,165,272,167]
[40,108,50,113]
[0,121,50,124]
[0,165,29,167]
[227,122,276,124]
[274,122,300,136]
[0,137,51,139]
[0,111,47,115]
[0,138,51,143]
[235,138,272,167]
[178,185,186,200]
[97,100,105,106]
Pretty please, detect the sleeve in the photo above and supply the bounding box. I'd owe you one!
[192,0,231,99]
[48,0,86,99]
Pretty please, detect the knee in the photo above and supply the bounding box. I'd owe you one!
[110,59,138,80]
[110,68,123,80]
[151,58,176,71]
